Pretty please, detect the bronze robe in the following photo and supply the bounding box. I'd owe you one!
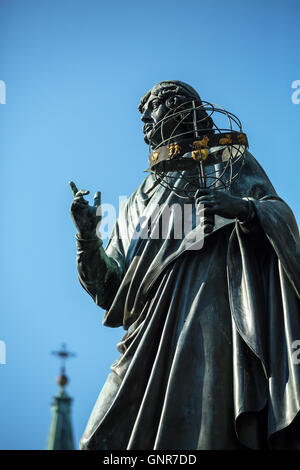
[77,151,300,450]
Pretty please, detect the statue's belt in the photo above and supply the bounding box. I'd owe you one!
[148,132,248,171]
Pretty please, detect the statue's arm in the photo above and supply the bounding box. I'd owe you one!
[195,190,262,235]
[69,181,123,310]
[195,190,268,240]
[76,236,122,310]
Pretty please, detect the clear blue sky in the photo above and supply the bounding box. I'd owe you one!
[0,0,299,450]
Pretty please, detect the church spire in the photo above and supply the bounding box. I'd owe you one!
[47,344,76,450]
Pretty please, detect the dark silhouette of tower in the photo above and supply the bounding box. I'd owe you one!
[47,344,76,450]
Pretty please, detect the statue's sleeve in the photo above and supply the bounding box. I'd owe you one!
[75,193,134,311]
[237,197,263,238]
[76,234,124,311]
[237,194,300,298]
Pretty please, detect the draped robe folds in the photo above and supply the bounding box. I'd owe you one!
[77,150,300,450]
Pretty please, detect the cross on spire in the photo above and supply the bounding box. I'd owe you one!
[51,343,76,374]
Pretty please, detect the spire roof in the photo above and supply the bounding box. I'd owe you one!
[46,344,76,450]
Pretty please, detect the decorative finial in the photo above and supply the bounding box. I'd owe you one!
[51,343,76,389]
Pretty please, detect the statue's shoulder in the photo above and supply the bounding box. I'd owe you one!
[238,151,278,198]
[127,173,160,205]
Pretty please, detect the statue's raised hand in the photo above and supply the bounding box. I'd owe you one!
[70,181,102,239]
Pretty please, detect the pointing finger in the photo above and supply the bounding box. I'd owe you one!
[196,202,214,211]
[195,189,212,199]
[70,181,79,196]
[94,191,101,207]
[75,190,90,198]
[196,196,214,203]
[197,206,215,216]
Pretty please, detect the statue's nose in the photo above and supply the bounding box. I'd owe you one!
[141,109,152,123]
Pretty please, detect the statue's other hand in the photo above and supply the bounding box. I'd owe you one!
[69,181,102,239]
[195,189,249,221]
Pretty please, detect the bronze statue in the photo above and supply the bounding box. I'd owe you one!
[70,81,300,450]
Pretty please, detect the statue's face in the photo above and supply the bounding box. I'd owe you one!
[140,83,212,148]
[140,90,170,147]
[140,85,189,148]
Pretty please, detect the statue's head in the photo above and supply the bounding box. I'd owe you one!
[138,80,213,148]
